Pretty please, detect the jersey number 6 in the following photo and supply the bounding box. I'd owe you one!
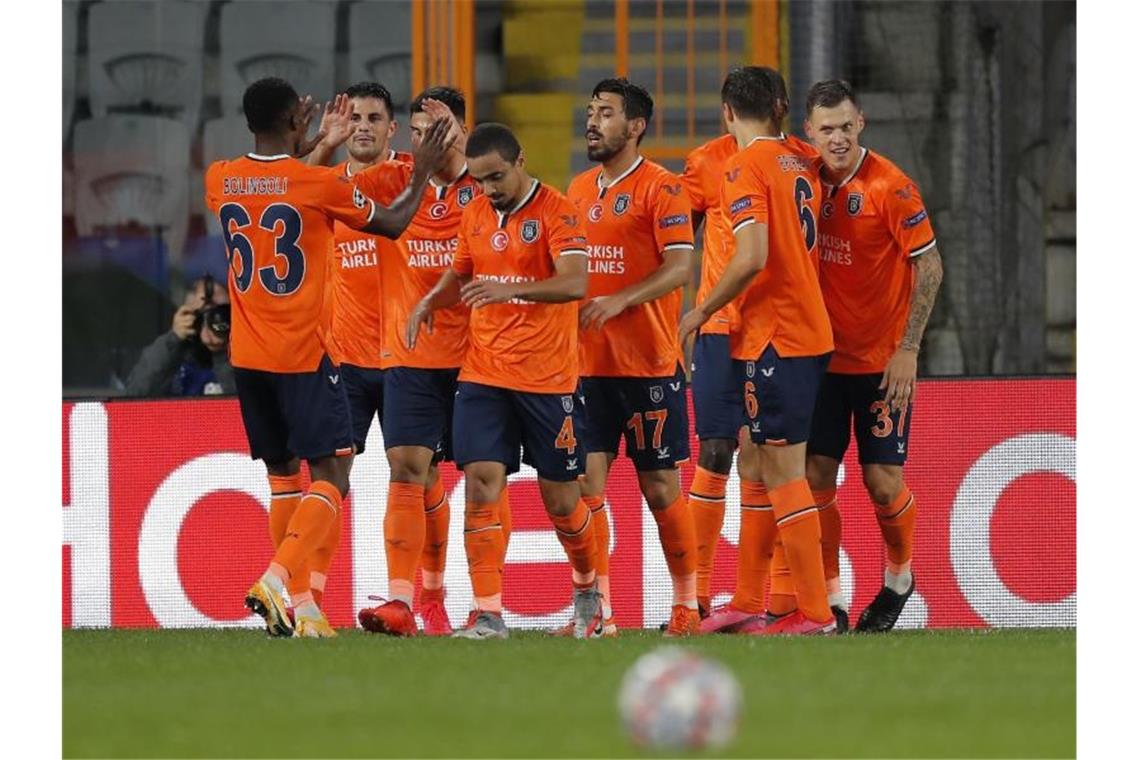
[219,202,306,296]
[794,176,817,252]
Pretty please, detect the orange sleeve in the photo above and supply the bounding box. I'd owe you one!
[680,150,708,212]
[452,207,475,277]
[321,172,377,229]
[722,156,768,233]
[545,196,589,262]
[203,162,222,214]
[652,176,695,253]
[354,160,414,207]
[881,176,937,257]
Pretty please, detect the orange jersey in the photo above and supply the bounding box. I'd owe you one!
[682,134,739,336]
[380,167,479,369]
[817,148,937,373]
[721,135,833,359]
[567,157,694,377]
[324,159,410,368]
[204,153,377,373]
[452,180,588,394]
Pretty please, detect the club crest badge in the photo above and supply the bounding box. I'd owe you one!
[521,219,541,243]
[847,193,864,217]
[457,186,474,207]
[649,386,664,404]
[613,193,632,216]
[561,395,574,413]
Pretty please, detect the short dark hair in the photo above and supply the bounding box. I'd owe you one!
[242,77,299,134]
[344,81,395,119]
[720,66,785,123]
[465,122,521,163]
[805,79,859,114]
[591,77,654,123]
[411,86,466,121]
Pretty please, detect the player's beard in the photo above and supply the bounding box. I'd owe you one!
[586,130,628,163]
[347,142,383,165]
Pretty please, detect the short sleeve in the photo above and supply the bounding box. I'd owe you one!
[680,150,708,212]
[321,172,376,229]
[354,160,414,207]
[545,195,589,262]
[721,155,768,234]
[881,175,937,258]
[452,206,475,276]
[203,162,222,214]
[652,176,695,254]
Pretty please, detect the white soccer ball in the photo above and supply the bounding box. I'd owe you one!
[617,646,742,751]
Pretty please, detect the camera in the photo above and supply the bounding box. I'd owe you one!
[192,275,231,339]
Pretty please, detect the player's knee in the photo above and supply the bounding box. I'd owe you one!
[639,471,679,510]
[388,457,430,485]
[464,467,505,504]
[863,467,903,506]
[806,456,839,491]
[265,457,301,478]
[697,439,735,474]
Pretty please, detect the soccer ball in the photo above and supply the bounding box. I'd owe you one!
[617,646,742,751]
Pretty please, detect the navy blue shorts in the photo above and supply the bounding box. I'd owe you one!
[691,333,743,442]
[381,366,459,462]
[342,363,385,453]
[581,365,690,470]
[808,372,912,466]
[734,345,831,447]
[234,354,354,464]
[452,381,585,482]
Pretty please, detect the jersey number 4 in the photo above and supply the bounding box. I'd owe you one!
[219,202,305,296]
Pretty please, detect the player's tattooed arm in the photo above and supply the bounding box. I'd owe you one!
[881,246,944,412]
[678,221,767,345]
[407,269,468,349]
[361,119,455,238]
[580,248,691,330]
[305,94,353,166]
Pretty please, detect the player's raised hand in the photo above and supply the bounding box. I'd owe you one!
[579,294,629,330]
[422,98,467,154]
[316,93,353,149]
[460,279,516,308]
[293,95,325,157]
[413,118,457,175]
[880,347,917,413]
[677,306,709,348]
[406,298,435,350]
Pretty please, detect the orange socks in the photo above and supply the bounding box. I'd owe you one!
[268,473,304,548]
[731,479,776,613]
[269,480,341,585]
[464,491,507,613]
[814,487,843,604]
[551,500,596,588]
[308,505,341,608]
[689,467,729,609]
[875,483,916,575]
[767,538,797,616]
[770,479,830,622]
[384,481,427,603]
[583,494,611,615]
[651,494,698,607]
[421,477,449,592]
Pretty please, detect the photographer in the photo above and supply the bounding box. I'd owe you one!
[124,276,235,397]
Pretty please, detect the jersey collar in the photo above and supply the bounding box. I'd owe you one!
[496,178,541,228]
[430,164,470,199]
[246,152,292,162]
[822,147,869,192]
[596,154,644,198]
[744,132,786,148]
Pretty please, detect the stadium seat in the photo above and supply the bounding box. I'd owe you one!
[73,115,191,260]
[219,2,336,115]
[348,0,413,108]
[63,0,79,140]
[87,1,207,129]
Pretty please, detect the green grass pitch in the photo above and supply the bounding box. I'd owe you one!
[64,628,1074,758]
